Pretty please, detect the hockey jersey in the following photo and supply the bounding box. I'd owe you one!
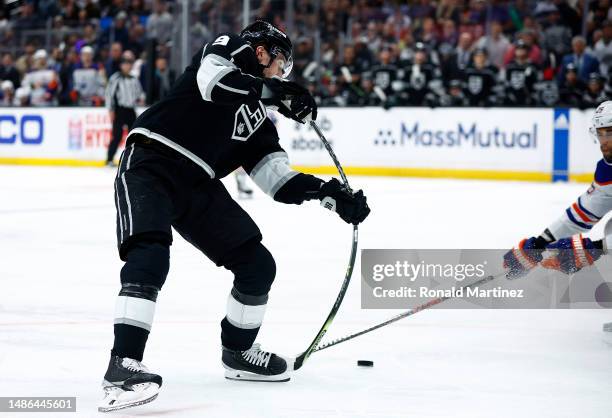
[548,159,612,250]
[128,32,322,204]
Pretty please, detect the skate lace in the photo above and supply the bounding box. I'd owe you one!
[241,344,271,368]
[121,358,149,373]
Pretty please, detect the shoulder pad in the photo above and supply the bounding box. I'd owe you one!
[595,159,612,186]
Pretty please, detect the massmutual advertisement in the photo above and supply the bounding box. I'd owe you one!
[0,107,602,181]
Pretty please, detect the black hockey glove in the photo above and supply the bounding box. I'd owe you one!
[280,93,317,123]
[261,77,307,104]
[318,178,370,225]
[261,77,317,123]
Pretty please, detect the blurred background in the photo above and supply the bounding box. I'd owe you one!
[0,0,610,109]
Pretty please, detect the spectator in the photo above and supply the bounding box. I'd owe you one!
[21,50,59,106]
[365,21,382,56]
[1,80,14,106]
[71,46,106,106]
[385,7,411,37]
[541,7,573,62]
[15,43,36,77]
[592,20,612,76]
[38,0,60,19]
[353,36,375,72]
[409,0,436,24]
[463,48,498,106]
[79,23,99,48]
[443,31,473,83]
[436,0,461,23]
[581,73,608,108]
[415,17,439,51]
[125,24,146,57]
[503,40,539,106]
[128,0,148,18]
[503,29,543,67]
[83,0,101,19]
[559,36,601,83]
[106,42,123,77]
[61,0,81,26]
[0,53,20,88]
[146,0,173,45]
[558,63,585,107]
[14,2,40,31]
[475,20,510,69]
[440,19,459,51]
[149,56,175,103]
[57,48,78,104]
[554,0,581,35]
[14,86,31,106]
[99,11,129,49]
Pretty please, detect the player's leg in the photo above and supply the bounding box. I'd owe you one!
[100,142,175,412]
[173,180,289,381]
[106,113,124,166]
[218,239,289,381]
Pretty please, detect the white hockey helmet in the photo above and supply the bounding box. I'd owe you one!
[590,100,612,142]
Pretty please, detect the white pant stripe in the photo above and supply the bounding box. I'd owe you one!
[121,172,133,236]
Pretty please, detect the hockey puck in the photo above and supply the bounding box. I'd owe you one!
[357,360,374,367]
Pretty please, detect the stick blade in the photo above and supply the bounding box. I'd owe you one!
[293,352,307,371]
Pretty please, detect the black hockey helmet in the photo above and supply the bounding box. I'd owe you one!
[240,20,293,78]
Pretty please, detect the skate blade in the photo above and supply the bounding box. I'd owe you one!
[98,383,160,412]
[224,368,290,382]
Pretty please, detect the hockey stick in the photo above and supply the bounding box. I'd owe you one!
[312,271,506,353]
[293,121,359,371]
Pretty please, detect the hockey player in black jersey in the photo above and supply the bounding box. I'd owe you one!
[463,49,498,107]
[503,40,539,106]
[99,21,370,412]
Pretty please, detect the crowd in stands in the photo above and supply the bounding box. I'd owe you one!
[0,0,610,108]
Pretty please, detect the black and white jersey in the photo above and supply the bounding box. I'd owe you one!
[463,65,497,106]
[129,32,322,204]
[397,63,439,105]
[370,64,397,96]
[503,61,539,105]
[105,72,144,109]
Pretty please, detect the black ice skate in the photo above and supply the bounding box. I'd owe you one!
[98,355,162,412]
[222,343,290,382]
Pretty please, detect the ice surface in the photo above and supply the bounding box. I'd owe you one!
[0,165,611,418]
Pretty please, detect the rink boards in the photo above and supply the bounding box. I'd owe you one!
[0,106,601,182]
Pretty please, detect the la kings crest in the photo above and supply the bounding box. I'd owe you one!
[232,101,267,141]
[468,75,483,94]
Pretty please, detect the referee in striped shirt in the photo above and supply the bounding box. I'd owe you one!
[105,51,144,166]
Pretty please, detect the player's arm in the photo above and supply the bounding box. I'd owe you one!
[538,161,612,274]
[243,123,370,225]
[505,160,612,278]
[196,34,263,104]
[197,33,316,123]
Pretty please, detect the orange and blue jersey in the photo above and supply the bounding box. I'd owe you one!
[548,159,612,239]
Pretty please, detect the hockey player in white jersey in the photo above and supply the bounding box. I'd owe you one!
[505,100,612,277]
